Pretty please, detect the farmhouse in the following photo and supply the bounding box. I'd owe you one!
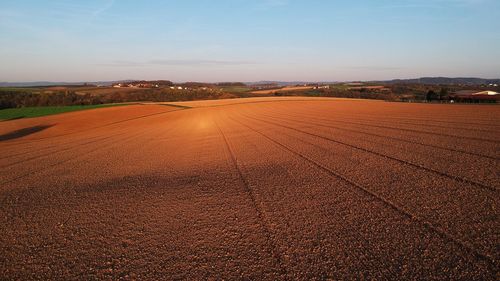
[313,85,330,89]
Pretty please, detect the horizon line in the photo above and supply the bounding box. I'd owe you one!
[2,76,500,85]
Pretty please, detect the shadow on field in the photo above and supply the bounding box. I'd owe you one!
[0,125,54,141]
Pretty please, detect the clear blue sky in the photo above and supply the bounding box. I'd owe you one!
[1,0,499,82]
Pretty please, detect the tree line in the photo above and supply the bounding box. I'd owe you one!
[0,88,229,109]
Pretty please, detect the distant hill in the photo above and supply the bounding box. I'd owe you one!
[1,80,334,88]
[377,77,500,85]
[0,80,135,87]
[2,77,499,88]
[246,81,336,86]
[247,78,500,86]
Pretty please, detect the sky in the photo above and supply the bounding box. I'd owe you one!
[1,0,499,82]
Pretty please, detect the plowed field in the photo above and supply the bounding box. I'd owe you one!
[1,97,498,279]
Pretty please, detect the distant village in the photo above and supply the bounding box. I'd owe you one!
[112,80,226,90]
[111,81,332,91]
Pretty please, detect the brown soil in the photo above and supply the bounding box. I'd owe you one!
[0,98,498,279]
[0,104,177,140]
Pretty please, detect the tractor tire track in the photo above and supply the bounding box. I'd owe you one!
[322,117,498,143]
[230,116,497,270]
[0,107,185,146]
[1,117,181,187]
[255,103,498,143]
[0,130,131,169]
[271,106,499,136]
[0,108,186,166]
[257,110,497,160]
[214,119,288,278]
[290,106,500,131]
[242,113,497,192]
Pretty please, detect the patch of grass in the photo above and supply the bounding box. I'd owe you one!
[218,86,252,93]
[0,103,132,120]
[329,84,351,90]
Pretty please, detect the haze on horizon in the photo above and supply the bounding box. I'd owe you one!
[1,0,499,83]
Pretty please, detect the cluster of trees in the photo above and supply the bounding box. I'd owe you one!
[103,88,228,103]
[426,88,449,101]
[276,88,398,101]
[0,88,231,109]
[273,85,468,102]
[0,91,102,109]
[216,82,246,87]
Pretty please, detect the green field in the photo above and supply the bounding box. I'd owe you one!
[217,86,252,93]
[0,103,131,120]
